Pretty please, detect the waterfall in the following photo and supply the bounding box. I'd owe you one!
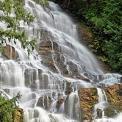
[94,88,108,119]
[0,0,122,122]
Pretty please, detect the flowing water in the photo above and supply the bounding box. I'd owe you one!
[0,0,122,122]
[94,88,108,119]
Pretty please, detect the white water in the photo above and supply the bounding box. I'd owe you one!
[94,88,108,119]
[94,113,122,122]
[0,0,122,122]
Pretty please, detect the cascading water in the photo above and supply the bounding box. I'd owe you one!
[0,0,122,122]
[94,88,122,122]
[94,88,108,119]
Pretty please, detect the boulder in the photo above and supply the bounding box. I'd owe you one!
[13,108,23,122]
[105,84,122,113]
[37,96,51,110]
[65,81,73,95]
[56,95,64,112]
[3,45,17,59]
[78,84,122,121]
[78,88,98,120]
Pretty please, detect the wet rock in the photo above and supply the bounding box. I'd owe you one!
[118,89,122,96]
[104,105,118,117]
[64,92,80,120]
[96,108,102,118]
[42,54,58,72]
[3,45,17,59]
[56,95,64,112]
[39,40,60,53]
[24,69,42,89]
[97,83,106,88]
[67,61,79,75]
[13,108,23,122]
[105,84,122,113]
[98,75,104,81]
[52,53,69,75]
[37,96,51,110]
[65,81,73,95]
[39,43,58,72]
[40,73,49,89]
[30,80,38,90]
[78,84,122,121]
[120,77,122,83]
[39,41,52,52]
[78,88,98,120]
[78,74,90,82]
[39,40,68,74]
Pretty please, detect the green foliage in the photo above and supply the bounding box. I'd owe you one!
[0,0,48,53]
[59,0,122,73]
[83,0,122,73]
[33,0,48,5]
[0,93,21,122]
[0,0,36,52]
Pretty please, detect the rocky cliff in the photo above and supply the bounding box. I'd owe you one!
[78,84,122,121]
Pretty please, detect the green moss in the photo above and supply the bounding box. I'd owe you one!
[104,105,117,117]
[0,93,21,122]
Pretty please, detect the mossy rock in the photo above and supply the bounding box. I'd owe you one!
[13,108,23,122]
[104,83,122,118]
[104,105,118,117]
[78,88,98,120]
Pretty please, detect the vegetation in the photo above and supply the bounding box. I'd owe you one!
[0,0,47,121]
[0,0,36,53]
[54,0,122,73]
[80,0,122,73]
[0,93,21,122]
[33,0,48,5]
[0,0,48,53]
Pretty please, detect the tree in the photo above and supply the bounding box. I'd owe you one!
[0,93,21,122]
[0,0,48,53]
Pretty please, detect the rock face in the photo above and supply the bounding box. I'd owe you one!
[78,84,122,121]
[78,88,98,120]
[65,81,73,95]
[55,95,64,113]
[3,45,17,59]
[13,108,23,122]
[105,84,122,117]
[37,96,51,110]
[38,37,92,81]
